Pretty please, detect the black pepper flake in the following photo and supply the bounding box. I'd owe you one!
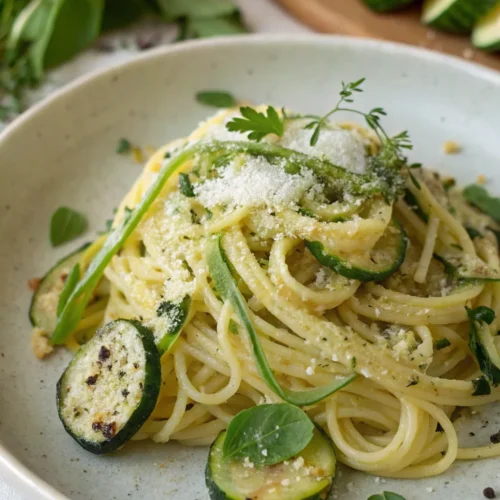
[118,371,126,379]
[122,389,130,398]
[99,346,111,361]
[484,487,496,499]
[86,375,98,385]
[133,363,139,369]
[469,432,475,437]
[490,431,500,444]
[103,422,117,439]
[92,422,102,432]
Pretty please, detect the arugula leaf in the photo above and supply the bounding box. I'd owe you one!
[196,90,236,108]
[463,185,500,223]
[178,173,195,197]
[368,493,406,500]
[226,106,284,141]
[206,234,356,406]
[223,404,314,466]
[466,306,500,386]
[57,263,80,316]
[50,206,87,247]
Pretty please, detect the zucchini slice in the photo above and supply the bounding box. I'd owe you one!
[362,0,416,12]
[154,295,192,354]
[57,319,161,454]
[473,3,500,52]
[206,427,336,500]
[435,246,500,281]
[29,244,89,332]
[306,219,407,282]
[422,0,497,34]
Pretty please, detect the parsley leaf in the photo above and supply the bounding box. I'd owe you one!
[435,338,451,350]
[222,403,314,466]
[196,90,236,108]
[226,106,284,141]
[368,493,406,500]
[50,207,87,247]
[463,185,500,223]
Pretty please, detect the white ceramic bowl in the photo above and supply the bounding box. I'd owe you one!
[1,35,500,500]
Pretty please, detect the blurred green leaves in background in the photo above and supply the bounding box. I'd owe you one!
[0,0,247,117]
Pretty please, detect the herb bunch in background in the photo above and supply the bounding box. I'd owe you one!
[0,0,247,117]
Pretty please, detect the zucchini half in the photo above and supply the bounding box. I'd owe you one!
[306,219,407,282]
[422,0,497,34]
[57,319,161,454]
[206,427,336,500]
[155,295,192,354]
[473,3,500,52]
[29,244,89,332]
[362,0,416,13]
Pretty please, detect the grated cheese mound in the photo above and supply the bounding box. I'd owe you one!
[278,119,368,174]
[195,156,318,210]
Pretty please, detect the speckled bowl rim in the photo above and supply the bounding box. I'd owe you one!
[1,33,500,500]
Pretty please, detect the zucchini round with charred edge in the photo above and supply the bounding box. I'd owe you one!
[206,427,336,500]
[306,219,407,282]
[57,319,161,454]
[422,0,497,34]
[29,243,89,332]
[362,0,416,13]
[473,3,500,52]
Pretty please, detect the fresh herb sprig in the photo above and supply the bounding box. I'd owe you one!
[226,106,284,141]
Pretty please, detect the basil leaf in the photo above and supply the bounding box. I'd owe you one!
[196,90,236,108]
[57,263,80,316]
[50,207,87,247]
[186,15,246,37]
[223,404,314,466]
[368,493,406,500]
[157,0,238,21]
[463,185,500,223]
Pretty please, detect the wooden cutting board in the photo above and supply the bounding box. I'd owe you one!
[276,0,500,71]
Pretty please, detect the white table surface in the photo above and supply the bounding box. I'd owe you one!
[0,1,309,498]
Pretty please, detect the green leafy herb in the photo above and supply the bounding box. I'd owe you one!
[206,233,356,406]
[368,492,406,500]
[226,106,284,141]
[222,404,314,466]
[50,207,87,247]
[228,319,238,334]
[435,338,451,350]
[117,138,132,154]
[196,89,236,108]
[178,173,195,197]
[408,170,421,190]
[463,185,500,223]
[472,376,491,396]
[466,306,500,387]
[57,263,80,316]
[465,225,482,240]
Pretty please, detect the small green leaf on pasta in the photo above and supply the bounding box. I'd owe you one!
[196,90,236,108]
[223,403,314,466]
[368,492,406,500]
[463,185,500,223]
[117,138,132,154]
[50,207,87,247]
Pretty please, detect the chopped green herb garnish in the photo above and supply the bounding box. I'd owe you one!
[179,173,195,197]
[196,90,236,108]
[226,106,284,141]
[117,138,132,154]
[465,226,482,240]
[443,178,456,191]
[50,207,87,247]
[408,170,421,190]
[463,185,500,223]
[368,492,406,500]
[229,319,238,334]
[435,338,451,350]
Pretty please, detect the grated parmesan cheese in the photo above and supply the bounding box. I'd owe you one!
[195,156,318,210]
